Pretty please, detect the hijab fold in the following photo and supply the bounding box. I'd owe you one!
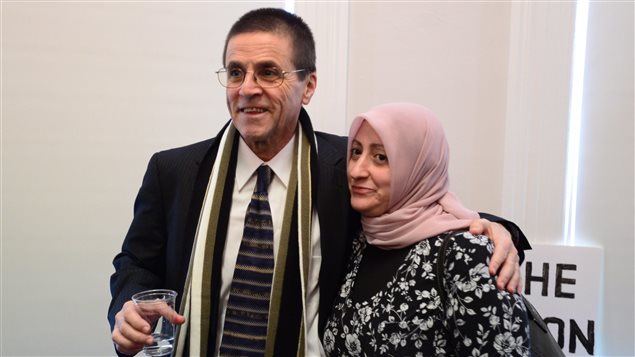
[347,102,479,249]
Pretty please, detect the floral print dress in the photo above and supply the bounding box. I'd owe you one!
[323,231,531,356]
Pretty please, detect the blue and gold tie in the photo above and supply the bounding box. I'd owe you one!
[220,165,274,357]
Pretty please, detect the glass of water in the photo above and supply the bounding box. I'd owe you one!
[131,289,178,357]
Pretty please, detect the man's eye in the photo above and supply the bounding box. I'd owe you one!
[259,68,281,80]
[228,68,244,78]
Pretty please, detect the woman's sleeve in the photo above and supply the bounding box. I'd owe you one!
[441,232,531,357]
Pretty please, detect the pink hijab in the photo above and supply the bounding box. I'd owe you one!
[348,102,479,249]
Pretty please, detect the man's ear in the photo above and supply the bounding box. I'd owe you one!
[302,72,317,105]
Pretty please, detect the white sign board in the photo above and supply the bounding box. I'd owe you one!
[521,245,603,356]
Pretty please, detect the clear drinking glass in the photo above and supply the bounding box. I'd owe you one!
[131,289,178,357]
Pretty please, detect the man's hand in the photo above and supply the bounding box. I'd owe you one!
[469,218,521,293]
[112,300,185,355]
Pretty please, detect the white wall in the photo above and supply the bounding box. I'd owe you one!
[347,2,513,215]
[2,2,633,356]
[1,3,277,355]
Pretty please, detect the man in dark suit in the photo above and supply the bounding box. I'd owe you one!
[108,7,528,357]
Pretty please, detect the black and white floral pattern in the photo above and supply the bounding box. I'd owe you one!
[323,232,531,356]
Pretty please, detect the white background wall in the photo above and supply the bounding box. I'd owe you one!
[2,2,632,356]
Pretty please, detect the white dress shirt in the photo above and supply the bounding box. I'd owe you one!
[215,134,325,356]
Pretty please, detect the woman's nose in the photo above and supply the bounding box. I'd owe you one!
[349,158,369,179]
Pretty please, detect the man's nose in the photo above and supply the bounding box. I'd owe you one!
[239,72,262,95]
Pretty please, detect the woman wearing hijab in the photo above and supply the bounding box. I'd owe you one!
[322,103,531,356]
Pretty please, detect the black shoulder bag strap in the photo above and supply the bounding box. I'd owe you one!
[435,231,455,306]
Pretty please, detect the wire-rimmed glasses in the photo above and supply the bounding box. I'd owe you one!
[215,67,307,88]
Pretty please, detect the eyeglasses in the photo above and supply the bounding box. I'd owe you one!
[215,67,307,88]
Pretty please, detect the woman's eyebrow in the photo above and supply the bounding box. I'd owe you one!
[369,143,385,151]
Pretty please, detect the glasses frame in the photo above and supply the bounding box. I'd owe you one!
[215,68,307,88]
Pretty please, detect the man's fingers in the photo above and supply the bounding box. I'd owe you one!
[483,221,514,276]
[112,329,146,355]
[488,240,511,276]
[168,311,186,325]
[517,274,524,294]
[495,251,519,290]
[156,303,185,325]
[112,301,153,355]
[489,245,509,278]
[469,218,489,236]
[122,301,153,334]
[119,318,153,344]
[506,266,521,294]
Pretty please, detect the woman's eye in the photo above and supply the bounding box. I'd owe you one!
[350,148,362,157]
[375,154,388,162]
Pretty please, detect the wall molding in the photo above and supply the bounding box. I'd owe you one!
[295,2,350,135]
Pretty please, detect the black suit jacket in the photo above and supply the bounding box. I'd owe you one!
[108,128,360,342]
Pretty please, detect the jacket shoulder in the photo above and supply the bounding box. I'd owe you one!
[149,138,216,170]
[156,138,215,159]
[315,131,347,146]
[315,131,348,164]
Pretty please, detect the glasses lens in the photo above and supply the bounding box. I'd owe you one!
[216,68,243,88]
[216,69,228,87]
[255,68,283,88]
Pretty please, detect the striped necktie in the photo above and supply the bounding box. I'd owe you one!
[220,165,274,357]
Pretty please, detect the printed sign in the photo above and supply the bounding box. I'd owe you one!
[521,244,603,356]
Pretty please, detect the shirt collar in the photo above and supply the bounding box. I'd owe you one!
[235,133,296,192]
